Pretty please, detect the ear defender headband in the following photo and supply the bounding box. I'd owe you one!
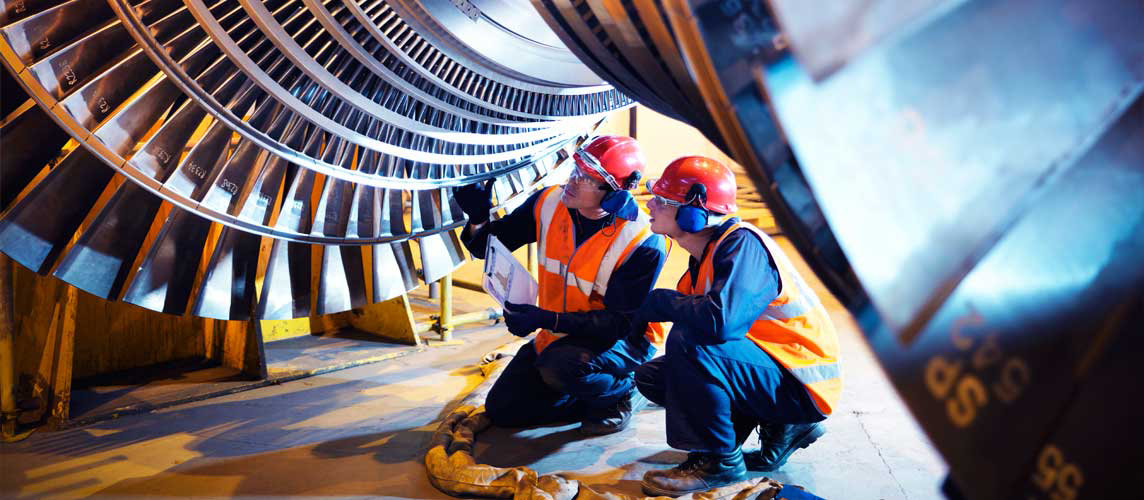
[675,183,710,233]
[578,149,642,221]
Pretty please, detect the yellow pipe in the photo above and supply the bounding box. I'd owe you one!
[419,309,502,336]
[451,279,485,293]
[439,274,453,341]
[449,309,503,325]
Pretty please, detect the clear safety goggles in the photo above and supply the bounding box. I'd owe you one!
[644,178,685,207]
[567,165,604,186]
[573,148,621,190]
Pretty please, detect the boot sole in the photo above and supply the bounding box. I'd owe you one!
[577,423,626,436]
[640,470,747,498]
[640,479,705,498]
[747,424,826,472]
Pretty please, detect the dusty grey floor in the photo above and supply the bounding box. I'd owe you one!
[0,238,947,499]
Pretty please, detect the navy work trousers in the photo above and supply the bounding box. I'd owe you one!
[486,335,655,427]
[635,330,824,453]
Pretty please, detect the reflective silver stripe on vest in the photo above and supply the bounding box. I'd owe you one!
[729,223,822,321]
[537,187,650,299]
[790,362,841,384]
[756,227,826,311]
[591,211,651,296]
[536,186,563,260]
[539,255,596,297]
[764,299,813,321]
[540,255,565,276]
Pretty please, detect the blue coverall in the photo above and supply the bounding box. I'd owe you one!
[634,218,824,453]
[462,190,668,427]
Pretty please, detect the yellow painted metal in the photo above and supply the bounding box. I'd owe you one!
[439,274,454,342]
[450,309,502,327]
[451,279,485,293]
[47,285,77,430]
[348,294,420,346]
[419,273,506,345]
[6,262,78,432]
[259,315,351,343]
[1,255,18,439]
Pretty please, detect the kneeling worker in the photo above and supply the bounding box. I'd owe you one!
[455,136,668,435]
[633,156,842,497]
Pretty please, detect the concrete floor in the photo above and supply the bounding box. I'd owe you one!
[0,237,948,499]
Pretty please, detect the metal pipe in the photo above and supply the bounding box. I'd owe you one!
[451,279,485,293]
[449,309,503,326]
[417,308,502,336]
[439,274,453,341]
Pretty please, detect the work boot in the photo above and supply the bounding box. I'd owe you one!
[744,422,825,471]
[641,449,747,497]
[579,389,646,435]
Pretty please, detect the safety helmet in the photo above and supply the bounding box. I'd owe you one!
[573,135,646,190]
[648,156,738,215]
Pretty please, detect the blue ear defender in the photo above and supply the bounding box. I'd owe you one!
[600,171,642,221]
[675,183,709,233]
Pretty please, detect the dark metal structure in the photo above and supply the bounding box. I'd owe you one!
[2,0,1141,497]
[533,0,1143,498]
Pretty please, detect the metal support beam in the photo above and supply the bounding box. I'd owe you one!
[438,274,453,342]
[451,279,485,293]
[418,272,504,342]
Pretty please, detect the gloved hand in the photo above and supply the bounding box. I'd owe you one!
[454,179,495,225]
[638,288,683,323]
[503,302,558,337]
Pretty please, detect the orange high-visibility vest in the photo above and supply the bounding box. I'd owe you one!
[676,222,842,416]
[532,186,665,353]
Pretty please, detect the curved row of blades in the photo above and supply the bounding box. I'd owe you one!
[536,0,1144,342]
[530,0,727,151]
[0,0,629,319]
[529,0,865,307]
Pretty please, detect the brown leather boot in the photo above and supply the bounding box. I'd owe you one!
[640,449,747,497]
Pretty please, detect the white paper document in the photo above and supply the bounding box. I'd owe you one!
[482,235,538,307]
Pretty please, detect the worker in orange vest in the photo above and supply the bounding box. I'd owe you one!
[455,136,669,435]
[633,156,842,497]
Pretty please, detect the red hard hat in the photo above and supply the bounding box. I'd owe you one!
[649,156,738,214]
[573,136,646,189]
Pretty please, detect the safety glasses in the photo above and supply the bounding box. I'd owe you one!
[568,165,604,187]
[644,179,685,207]
[574,149,621,189]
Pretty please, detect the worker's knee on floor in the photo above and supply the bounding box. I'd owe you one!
[484,377,529,426]
[484,389,526,427]
[536,347,594,392]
